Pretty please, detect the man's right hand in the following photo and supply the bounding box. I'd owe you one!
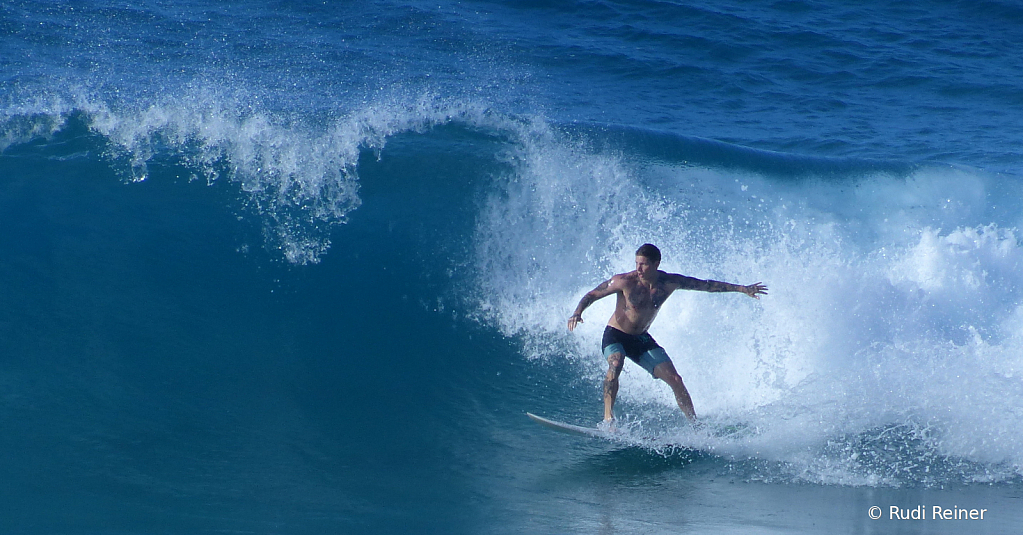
[567,314,583,331]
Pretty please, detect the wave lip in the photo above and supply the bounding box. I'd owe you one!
[2,89,508,263]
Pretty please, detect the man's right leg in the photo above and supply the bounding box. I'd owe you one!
[604,351,624,421]
[653,360,697,421]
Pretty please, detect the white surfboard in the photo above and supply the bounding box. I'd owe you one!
[526,412,608,438]
[527,412,728,446]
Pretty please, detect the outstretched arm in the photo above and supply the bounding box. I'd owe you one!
[568,278,618,331]
[671,274,768,299]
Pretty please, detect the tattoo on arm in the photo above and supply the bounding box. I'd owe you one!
[676,275,741,293]
[575,279,613,315]
[703,279,740,293]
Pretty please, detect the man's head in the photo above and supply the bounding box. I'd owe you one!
[635,243,661,264]
[635,243,661,280]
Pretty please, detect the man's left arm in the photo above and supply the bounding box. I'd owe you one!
[670,274,768,299]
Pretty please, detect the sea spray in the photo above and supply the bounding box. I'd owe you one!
[2,89,503,263]
[472,131,1023,486]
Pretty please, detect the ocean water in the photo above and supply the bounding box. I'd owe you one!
[2,0,1023,533]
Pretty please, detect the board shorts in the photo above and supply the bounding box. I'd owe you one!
[601,325,671,377]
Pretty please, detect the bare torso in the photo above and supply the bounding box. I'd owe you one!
[607,270,676,334]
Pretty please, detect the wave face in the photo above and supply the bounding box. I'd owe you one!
[3,0,1023,532]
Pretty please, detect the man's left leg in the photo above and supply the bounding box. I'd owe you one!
[653,360,697,421]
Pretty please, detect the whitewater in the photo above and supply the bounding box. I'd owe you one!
[2,0,1023,533]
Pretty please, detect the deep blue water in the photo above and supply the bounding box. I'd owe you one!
[3,1,1023,533]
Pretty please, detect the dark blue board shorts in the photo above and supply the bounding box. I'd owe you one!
[601,325,671,377]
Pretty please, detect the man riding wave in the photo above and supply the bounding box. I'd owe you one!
[567,244,767,422]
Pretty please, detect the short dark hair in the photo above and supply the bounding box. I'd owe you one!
[635,243,661,263]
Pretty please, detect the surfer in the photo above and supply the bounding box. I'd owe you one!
[567,243,766,423]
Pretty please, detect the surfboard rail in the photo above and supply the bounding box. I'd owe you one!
[526,412,606,438]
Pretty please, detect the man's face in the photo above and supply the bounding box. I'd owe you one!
[635,255,659,279]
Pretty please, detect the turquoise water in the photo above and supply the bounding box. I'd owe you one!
[3,1,1023,533]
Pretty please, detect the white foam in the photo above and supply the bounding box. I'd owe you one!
[472,134,1023,485]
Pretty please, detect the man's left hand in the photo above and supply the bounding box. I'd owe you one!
[744,282,768,299]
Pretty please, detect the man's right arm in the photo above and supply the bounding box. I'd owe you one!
[568,277,618,331]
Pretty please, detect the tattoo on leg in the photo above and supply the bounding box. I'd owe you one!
[604,353,623,419]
